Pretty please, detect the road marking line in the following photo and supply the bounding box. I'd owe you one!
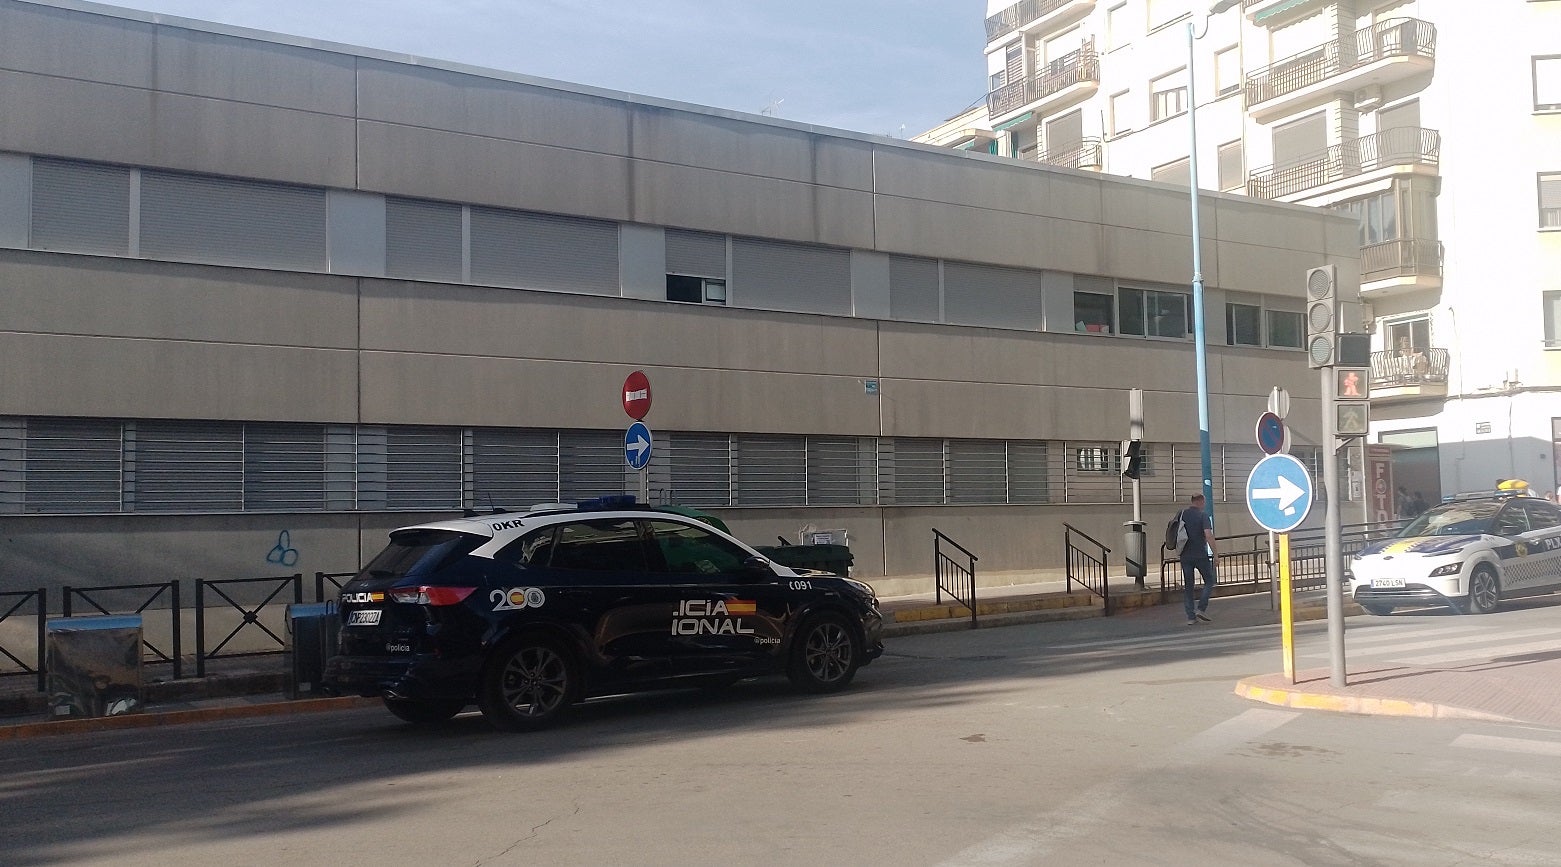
[1451,733,1561,757]
[937,709,1299,865]
[1399,638,1561,667]
[1295,628,1561,661]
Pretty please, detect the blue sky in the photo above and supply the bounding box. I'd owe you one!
[125,0,988,137]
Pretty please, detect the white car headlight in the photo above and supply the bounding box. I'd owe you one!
[1428,562,1463,577]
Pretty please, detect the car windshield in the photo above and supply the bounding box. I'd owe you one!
[1397,502,1501,538]
[358,530,483,582]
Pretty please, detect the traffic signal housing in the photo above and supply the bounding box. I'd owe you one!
[1305,264,1337,368]
[1120,439,1144,480]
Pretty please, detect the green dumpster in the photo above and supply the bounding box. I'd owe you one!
[755,543,853,576]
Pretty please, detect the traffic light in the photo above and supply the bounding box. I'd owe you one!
[1120,439,1144,480]
[1305,264,1338,368]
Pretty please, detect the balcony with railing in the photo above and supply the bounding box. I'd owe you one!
[1246,127,1440,201]
[1369,347,1449,401]
[1244,18,1436,122]
[985,0,1097,44]
[987,44,1100,122]
[1019,137,1103,171]
[1361,239,1443,295]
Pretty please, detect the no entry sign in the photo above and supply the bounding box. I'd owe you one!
[622,370,651,420]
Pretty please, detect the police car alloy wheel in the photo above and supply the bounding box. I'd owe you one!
[1462,566,1500,615]
[479,635,579,732]
[788,613,861,693]
[383,697,466,725]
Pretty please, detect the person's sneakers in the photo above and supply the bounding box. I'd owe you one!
[1186,619,1198,626]
[1197,612,1213,622]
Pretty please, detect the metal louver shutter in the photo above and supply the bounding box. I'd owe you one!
[470,208,620,294]
[1007,441,1053,504]
[948,440,1007,504]
[244,423,326,511]
[386,197,463,282]
[140,170,326,270]
[943,262,1042,330]
[1065,442,1123,504]
[23,418,122,513]
[735,435,806,506]
[730,238,851,315]
[669,433,732,506]
[1169,443,1204,500]
[31,158,130,255]
[877,438,945,505]
[471,429,559,508]
[1221,445,1264,503]
[129,421,243,512]
[386,427,461,510]
[666,229,727,278]
[807,437,875,506]
[559,430,628,502]
[0,418,21,514]
[889,255,940,323]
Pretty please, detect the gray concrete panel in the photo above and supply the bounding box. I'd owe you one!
[812,185,878,250]
[0,2,155,89]
[356,60,632,156]
[0,251,359,347]
[619,223,666,301]
[814,138,876,192]
[326,190,386,277]
[1100,180,1212,237]
[1209,196,1326,252]
[1040,270,1075,333]
[356,121,631,221]
[357,279,879,376]
[0,332,358,421]
[1213,240,1327,297]
[629,160,823,244]
[630,107,818,184]
[152,25,357,116]
[851,251,891,320]
[873,148,1104,224]
[1100,225,1209,286]
[0,152,28,248]
[873,197,1103,274]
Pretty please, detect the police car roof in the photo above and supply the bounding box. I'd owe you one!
[391,495,690,537]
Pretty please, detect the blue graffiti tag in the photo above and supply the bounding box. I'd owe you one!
[267,530,300,567]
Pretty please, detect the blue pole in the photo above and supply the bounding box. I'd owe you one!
[1187,20,1214,526]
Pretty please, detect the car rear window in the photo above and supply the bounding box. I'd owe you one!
[358,530,485,582]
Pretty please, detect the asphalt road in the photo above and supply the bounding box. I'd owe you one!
[5,596,1561,866]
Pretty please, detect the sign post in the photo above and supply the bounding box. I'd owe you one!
[1247,454,1313,685]
[622,371,652,501]
[1278,533,1295,682]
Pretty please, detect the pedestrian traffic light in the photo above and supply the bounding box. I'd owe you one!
[1120,439,1144,480]
[1336,368,1370,400]
[1305,264,1338,368]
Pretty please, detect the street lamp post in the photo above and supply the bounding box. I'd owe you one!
[1186,0,1241,522]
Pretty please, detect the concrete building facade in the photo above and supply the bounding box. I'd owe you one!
[0,0,1354,596]
[926,0,1561,508]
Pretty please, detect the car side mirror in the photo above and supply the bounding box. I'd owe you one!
[742,555,776,577]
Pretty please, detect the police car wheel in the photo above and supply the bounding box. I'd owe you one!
[1360,603,1394,616]
[1462,567,1500,615]
[383,697,466,725]
[787,613,861,693]
[479,636,578,732]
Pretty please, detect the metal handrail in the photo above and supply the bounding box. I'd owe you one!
[315,571,357,603]
[1023,137,1104,170]
[63,580,183,679]
[1362,239,1443,283]
[1245,18,1436,107]
[988,44,1099,117]
[1246,127,1439,199]
[195,574,303,677]
[985,0,1086,42]
[0,588,47,692]
[1158,519,1407,593]
[1369,347,1450,388]
[1063,523,1112,614]
[933,528,979,628]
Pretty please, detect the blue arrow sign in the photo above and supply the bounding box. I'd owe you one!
[624,421,653,470]
[1246,453,1313,533]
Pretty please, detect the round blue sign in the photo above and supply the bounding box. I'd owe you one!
[1256,411,1286,456]
[624,421,653,470]
[1245,453,1313,533]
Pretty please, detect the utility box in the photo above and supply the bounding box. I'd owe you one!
[285,602,340,699]
[45,615,144,719]
[756,543,854,577]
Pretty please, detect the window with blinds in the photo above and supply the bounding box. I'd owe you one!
[21,418,122,513]
[559,430,627,502]
[735,435,807,506]
[878,438,945,505]
[386,197,463,283]
[1541,172,1561,229]
[470,208,620,294]
[470,428,559,508]
[1066,442,1124,503]
[140,170,326,270]
[888,255,940,323]
[807,437,874,506]
[669,433,732,506]
[730,238,852,315]
[244,423,327,511]
[948,440,1008,504]
[127,421,244,512]
[942,262,1042,331]
[385,427,461,509]
[30,158,131,256]
[666,229,727,278]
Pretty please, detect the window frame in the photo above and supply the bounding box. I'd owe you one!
[1535,55,1561,112]
[1150,68,1189,122]
[1540,172,1561,230]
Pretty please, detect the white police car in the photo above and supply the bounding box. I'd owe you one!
[1349,492,1561,615]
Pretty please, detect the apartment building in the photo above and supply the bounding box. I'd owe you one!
[922,0,1561,503]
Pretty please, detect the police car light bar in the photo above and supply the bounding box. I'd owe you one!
[577,494,639,510]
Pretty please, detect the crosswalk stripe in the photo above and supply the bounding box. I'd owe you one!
[1451,733,1561,758]
[1400,637,1561,666]
[1298,627,1560,659]
[1335,624,1488,647]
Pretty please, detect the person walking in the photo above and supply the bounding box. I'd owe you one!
[1178,493,1218,626]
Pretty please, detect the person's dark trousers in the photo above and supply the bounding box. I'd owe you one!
[1181,556,1216,621]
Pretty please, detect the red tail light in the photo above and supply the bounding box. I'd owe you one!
[389,586,476,606]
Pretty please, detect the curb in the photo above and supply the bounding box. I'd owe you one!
[1233,678,1515,723]
[0,696,379,741]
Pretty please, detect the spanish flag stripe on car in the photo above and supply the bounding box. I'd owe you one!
[725,600,757,615]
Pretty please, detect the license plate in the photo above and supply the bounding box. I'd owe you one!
[346,609,382,626]
[1370,578,1405,589]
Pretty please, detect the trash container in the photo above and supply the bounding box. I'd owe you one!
[45,615,143,719]
[285,602,340,699]
[755,544,854,577]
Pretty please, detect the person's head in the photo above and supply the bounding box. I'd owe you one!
[1189,494,1205,507]
[1398,336,1411,350]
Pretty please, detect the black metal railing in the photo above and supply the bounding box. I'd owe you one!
[1064,523,1112,615]
[988,44,1099,117]
[194,574,303,677]
[1370,347,1450,389]
[315,571,356,603]
[62,580,183,680]
[985,0,1089,42]
[934,529,979,628]
[1023,137,1103,170]
[1362,238,1443,283]
[1158,519,1407,593]
[1247,127,1439,199]
[0,588,47,692]
[1245,18,1436,107]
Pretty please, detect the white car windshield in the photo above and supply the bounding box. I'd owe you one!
[1397,502,1501,538]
